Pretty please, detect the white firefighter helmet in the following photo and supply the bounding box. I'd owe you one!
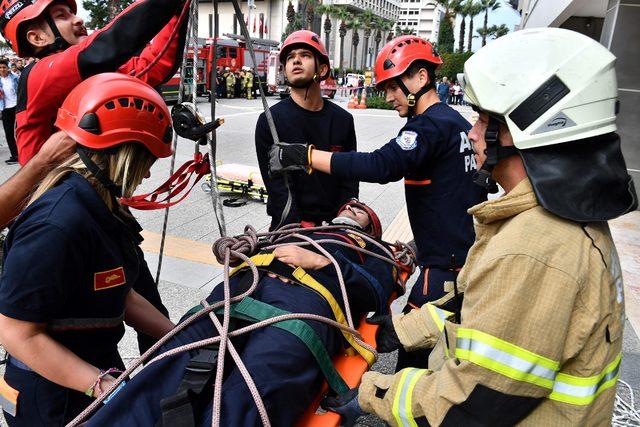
[463,27,617,150]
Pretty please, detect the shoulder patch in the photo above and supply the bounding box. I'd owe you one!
[395,130,418,151]
[347,233,367,248]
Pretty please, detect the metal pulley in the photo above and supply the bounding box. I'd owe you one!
[171,102,224,144]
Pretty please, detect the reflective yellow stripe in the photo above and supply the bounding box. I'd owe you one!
[392,368,426,427]
[455,328,559,389]
[231,253,376,366]
[291,267,376,366]
[549,353,621,405]
[426,304,452,332]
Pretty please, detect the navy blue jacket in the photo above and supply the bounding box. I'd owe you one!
[0,173,153,367]
[331,103,486,268]
[256,97,359,229]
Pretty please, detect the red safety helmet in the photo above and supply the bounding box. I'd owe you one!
[55,73,173,158]
[337,199,382,239]
[0,0,76,57]
[374,35,442,90]
[279,30,331,82]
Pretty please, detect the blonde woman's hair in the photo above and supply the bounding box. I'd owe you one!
[29,143,156,211]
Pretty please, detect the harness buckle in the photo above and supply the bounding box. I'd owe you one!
[407,94,416,107]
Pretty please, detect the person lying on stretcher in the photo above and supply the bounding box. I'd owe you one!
[85,200,403,427]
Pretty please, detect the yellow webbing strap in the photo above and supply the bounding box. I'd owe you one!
[230,253,376,366]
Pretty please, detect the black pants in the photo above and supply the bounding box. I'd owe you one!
[2,106,17,159]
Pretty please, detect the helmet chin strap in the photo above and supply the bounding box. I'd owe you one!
[77,146,122,199]
[35,13,71,58]
[472,116,519,194]
[395,77,435,118]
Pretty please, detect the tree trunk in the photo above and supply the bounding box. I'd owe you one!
[467,18,474,51]
[458,17,466,52]
[362,36,369,68]
[324,17,332,52]
[339,34,345,76]
[482,9,488,46]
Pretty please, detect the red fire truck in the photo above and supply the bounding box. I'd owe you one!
[160,35,279,103]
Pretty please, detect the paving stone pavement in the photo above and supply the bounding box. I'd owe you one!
[1,95,638,426]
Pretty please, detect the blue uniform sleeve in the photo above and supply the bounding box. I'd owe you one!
[0,222,82,322]
[329,124,434,184]
[337,116,359,203]
[255,113,301,229]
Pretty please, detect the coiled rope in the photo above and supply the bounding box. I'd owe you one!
[67,223,411,426]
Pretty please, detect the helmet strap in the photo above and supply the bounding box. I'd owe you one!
[395,77,435,118]
[471,116,519,193]
[36,13,71,58]
[77,146,122,199]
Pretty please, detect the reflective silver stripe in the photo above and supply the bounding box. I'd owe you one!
[456,337,557,383]
[48,312,125,331]
[0,394,17,417]
[392,368,425,427]
[550,355,621,404]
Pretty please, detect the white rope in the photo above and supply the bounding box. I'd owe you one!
[612,379,640,427]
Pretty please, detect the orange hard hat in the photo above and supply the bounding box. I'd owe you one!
[279,30,330,66]
[55,73,173,158]
[374,35,442,90]
[0,0,76,57]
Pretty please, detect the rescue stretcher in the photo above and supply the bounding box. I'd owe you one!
[202,163,268,205]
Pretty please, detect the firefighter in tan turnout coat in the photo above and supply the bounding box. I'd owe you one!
[323,28,637,426]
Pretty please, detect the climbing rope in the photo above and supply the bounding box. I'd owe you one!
[613,379,640,427]
[66,223,412,427]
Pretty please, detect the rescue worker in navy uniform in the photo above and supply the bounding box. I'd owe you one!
[0,0,190,353]
[322,28,637,427]
[83,201,398,426]
[256,30,358,230]
[269,35,486,369]
[0,74,176,426]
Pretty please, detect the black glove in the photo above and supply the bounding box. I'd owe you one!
[321,388,365,427]
[367,314,403,353]
[268,142,311,176]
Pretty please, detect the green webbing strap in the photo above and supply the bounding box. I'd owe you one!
[183,297,348,394]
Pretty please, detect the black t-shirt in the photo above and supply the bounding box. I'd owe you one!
[255,97,359,229]
[0,173,152,365]
[331,102,487,267]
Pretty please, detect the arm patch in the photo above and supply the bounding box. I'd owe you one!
[396,130,418,151]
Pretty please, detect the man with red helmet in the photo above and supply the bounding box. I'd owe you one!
[0,73,176,425]
[255,30,359,230]
[0,0,189,166]
[270,35,486,369]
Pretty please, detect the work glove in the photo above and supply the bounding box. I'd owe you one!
[321,388,365,427]
[367,314,403,353]
[268,142,312,176]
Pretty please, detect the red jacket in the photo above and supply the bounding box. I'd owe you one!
[15,0,189,165]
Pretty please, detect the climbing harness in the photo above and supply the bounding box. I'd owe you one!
[66,223,416,427]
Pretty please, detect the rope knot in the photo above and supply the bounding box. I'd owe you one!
[212,226,259,266]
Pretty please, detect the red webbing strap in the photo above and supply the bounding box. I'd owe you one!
[120,153,210,210]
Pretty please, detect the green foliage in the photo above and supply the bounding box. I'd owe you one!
[437,16,455,53]
[82,0,133,30]
[366,95,394,110]
[436,51,473,80]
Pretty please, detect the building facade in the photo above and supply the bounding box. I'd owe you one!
[397,0,442,42]
[518,0,640,204]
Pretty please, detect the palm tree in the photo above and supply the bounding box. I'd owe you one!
[372,17,390,60]
[479,0,501,46]
[306,1,315,31]
[347,16,362,69]
[360,9,376,69]
[466,1,483,51]
[336,7,351,76]
[315,4,336,52]
[491,23,509,38]
[456,0,471,53]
